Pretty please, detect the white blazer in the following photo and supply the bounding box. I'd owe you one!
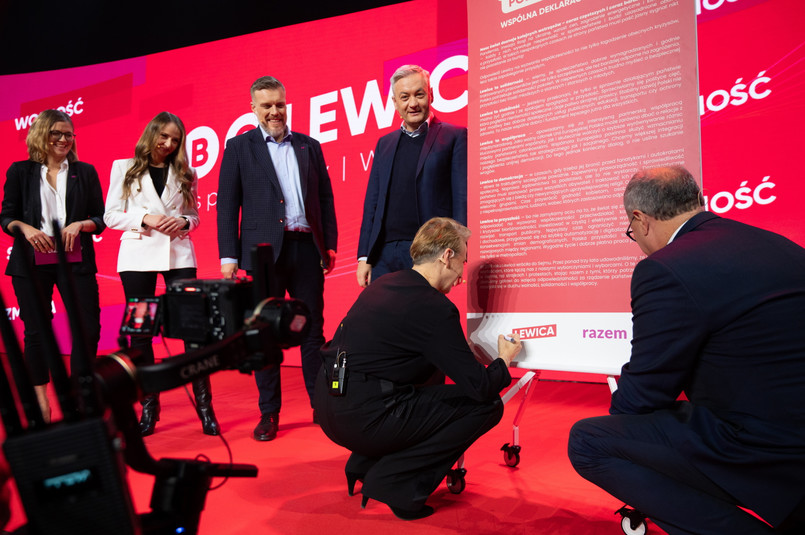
[104,158,200,272]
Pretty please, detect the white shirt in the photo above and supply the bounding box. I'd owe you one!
[261,124,310,232]
[668,215,697,245]
[39,159,69,236]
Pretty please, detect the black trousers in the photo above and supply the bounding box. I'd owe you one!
[119,268,196,366]
[314,366,504,511]
[370,240,413,282]
[253,232,325,414]
[568,408,782,535]
[11,266,100,385]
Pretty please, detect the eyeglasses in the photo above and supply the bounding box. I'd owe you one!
[49,130,75,142]
[625,215,636,242]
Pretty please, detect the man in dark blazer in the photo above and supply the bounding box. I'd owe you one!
[568,166,805,534]
[356,64,466,287]
[217,75,337,441]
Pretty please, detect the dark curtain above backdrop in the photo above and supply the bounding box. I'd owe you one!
[0,0,409,75]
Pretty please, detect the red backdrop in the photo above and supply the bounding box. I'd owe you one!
[0,0,802,361]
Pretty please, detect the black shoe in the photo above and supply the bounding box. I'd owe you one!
[346,472,364,496]
[253,412,279,441]
[312,409,319,425]
[192,378,220,436]
[197,405,220,436]
[139,395,160,437]
[389,505,434,520]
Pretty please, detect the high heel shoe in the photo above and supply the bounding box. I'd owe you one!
[139,395,161,437]
[361,496,369,509]
[346,472,364,496]
[389,504,434,520]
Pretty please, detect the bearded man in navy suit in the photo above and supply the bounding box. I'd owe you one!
[568,166,805,534]
[356,64,467,287]
[217,75,337,441]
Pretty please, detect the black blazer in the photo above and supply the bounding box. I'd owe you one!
[322,269,510,399]
[1,160,106,276]
[217,127,338,272]
[612,212,805,525]
[357,117,467,263]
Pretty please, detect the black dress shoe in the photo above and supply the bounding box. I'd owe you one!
[253,412,279,441]
[389,505,434,520]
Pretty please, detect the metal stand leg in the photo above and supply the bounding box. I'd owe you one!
[500,370,540,467]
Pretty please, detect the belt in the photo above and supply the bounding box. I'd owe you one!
[322,359,403,397]
[284,230,313,240]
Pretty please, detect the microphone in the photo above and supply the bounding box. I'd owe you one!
[441,253,466,285]
[447,264,466,285]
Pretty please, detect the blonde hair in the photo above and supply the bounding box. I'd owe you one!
[122,112,195,208]
[410,217,471,265]
[26,110,78,164]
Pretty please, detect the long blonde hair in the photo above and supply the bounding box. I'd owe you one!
[26,110,78,164]
[122,112,195,208]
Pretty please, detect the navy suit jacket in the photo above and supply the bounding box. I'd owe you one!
[357,117,467,263]
[612,211,805,525]
[1,160,106,276]
[217,127,337,272]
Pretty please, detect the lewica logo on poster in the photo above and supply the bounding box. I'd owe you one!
[500,0,543,14]
[514,324,557,340]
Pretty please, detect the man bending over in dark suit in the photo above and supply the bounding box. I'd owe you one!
[568,165,805,535]
[217,75,338,441]
[356,64,467,287]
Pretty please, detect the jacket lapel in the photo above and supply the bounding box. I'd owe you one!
[138,170,168,215]
[249,127,283,195]
[64,162,82,225]
[27,161,43,227]
[416,116,441,178]
[377,132,399,200]
[161,167,182,207]
[65,162,78,205]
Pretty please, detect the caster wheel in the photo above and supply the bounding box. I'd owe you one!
[446,468,466,494]
[620,515,647,535]
[501,443,521,467]
[616,506,647,535]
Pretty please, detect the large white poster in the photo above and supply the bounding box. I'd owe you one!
[467,0,701,374]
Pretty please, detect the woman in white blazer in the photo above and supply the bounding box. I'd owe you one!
[104,111,219,436]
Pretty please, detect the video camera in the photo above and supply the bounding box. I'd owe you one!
[120,243,308,358]
[0,230,310,535]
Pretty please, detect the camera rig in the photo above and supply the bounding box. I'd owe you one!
[0,229,309,534]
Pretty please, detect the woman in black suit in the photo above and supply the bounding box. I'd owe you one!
[314,217,522,520]
[1,109,106,421]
